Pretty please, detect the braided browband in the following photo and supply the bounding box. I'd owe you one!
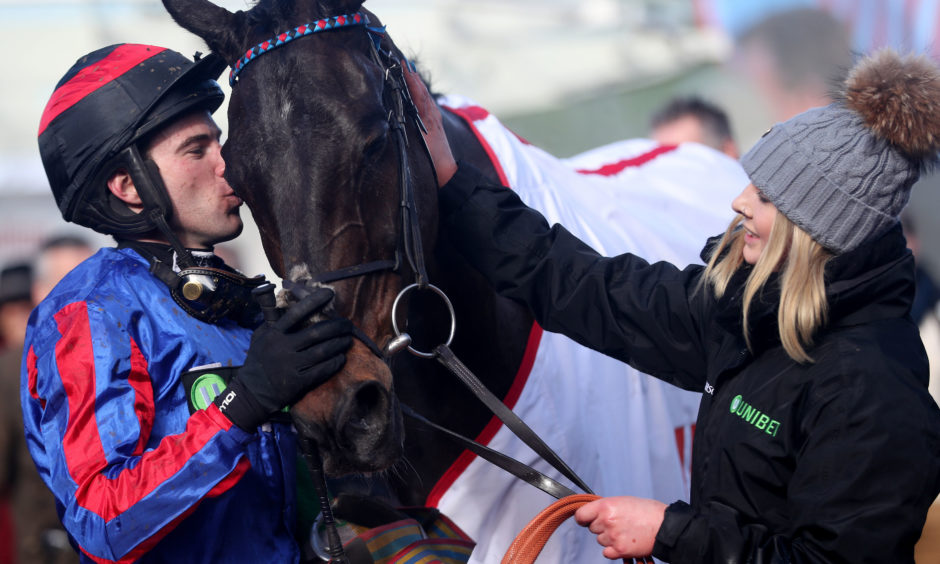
[229,12,368,86]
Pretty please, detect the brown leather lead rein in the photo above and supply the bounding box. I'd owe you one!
[501,494,654,564]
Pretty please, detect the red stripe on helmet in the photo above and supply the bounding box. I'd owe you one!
[39,45,167,137]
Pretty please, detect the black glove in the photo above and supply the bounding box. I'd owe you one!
[215,287,353,430]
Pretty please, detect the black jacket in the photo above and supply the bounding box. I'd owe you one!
[439,164,940,563]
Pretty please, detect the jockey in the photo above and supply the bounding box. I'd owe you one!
[26,43,353,563]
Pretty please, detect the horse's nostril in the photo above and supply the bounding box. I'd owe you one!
[345,381,387,432]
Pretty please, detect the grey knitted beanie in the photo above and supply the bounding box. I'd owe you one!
[740,49,940,254]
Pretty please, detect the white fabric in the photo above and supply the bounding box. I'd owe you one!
[435,95,749,564]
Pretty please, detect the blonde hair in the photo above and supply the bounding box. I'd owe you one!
[702,212,832,363]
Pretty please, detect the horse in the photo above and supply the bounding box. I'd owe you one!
[161,1,748,562]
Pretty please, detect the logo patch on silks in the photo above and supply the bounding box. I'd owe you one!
[191,372,228,410]
[182,363,236,414]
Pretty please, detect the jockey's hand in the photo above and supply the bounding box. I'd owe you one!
[215,288,354,431]
[574,496,666,560]
[402,60,458,187]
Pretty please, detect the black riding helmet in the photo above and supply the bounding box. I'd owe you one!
[38,44,226,237]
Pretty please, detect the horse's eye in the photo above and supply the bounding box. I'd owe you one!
[363,130,388,159]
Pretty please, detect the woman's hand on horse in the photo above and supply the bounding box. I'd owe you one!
[214,288,354,431]
[574,495,666,560]
[402,60,458,187]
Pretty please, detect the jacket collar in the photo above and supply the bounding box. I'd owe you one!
[708,223,914,351]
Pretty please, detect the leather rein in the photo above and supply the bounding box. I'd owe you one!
[229,12,593,562]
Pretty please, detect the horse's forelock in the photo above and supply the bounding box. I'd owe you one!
[251,0,366,22]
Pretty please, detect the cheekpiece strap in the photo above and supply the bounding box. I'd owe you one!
[229,12,369,86]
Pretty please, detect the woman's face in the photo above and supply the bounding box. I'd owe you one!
[732,183,778,264]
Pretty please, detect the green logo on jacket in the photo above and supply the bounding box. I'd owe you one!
[730,394,780,437]
[190,373,227,411]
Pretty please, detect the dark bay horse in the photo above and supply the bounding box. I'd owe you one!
[162,0,534,495]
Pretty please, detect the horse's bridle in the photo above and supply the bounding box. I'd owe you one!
[232,11,446,359]
[229,14,592,563]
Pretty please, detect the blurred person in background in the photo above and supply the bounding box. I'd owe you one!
[30,235,95,304]
[0,236,95,564]
[903,212,940,563]
[0,262,32,564]
[649,96,739,159]
[0,263,31,353]
[902,212,940,404]
[733,7,854,123]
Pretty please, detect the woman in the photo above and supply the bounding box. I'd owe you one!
[404,48,940,562]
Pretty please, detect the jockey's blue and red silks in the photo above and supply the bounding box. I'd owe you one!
[20,247,300,563]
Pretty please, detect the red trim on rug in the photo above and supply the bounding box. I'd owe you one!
[441,105,510,187]
[575,144,678,176]
[425,323,543,507]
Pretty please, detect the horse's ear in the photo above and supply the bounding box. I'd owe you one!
[162,0,245,64]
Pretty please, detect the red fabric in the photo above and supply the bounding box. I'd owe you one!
[443,105,511,187]
[26,346,43,410]
[127,339,154,456]
[575,144,678,176]
[38,45,166,136]
[78,456,252,564]
[52,302,236,521]
[425,323,542,508]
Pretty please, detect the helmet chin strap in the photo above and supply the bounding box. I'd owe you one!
[147,208,199,269]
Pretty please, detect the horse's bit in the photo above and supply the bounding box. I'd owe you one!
[230,12,592,563]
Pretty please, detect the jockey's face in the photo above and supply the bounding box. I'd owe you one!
[145,111,244,249]
[732,183,777,265]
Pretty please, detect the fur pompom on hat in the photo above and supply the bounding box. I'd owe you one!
[741,48,940,254]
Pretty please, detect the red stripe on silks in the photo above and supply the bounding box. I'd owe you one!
[38,45,166,136]
[576,144,678,176]
[73,407,235,522]
[127,338,154,456]
[425,322,543,508]
[79,455,252,564]
[53,302,235,522]
[442,105,510,187]
[26,345,45,410]
[55,302,109,485]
